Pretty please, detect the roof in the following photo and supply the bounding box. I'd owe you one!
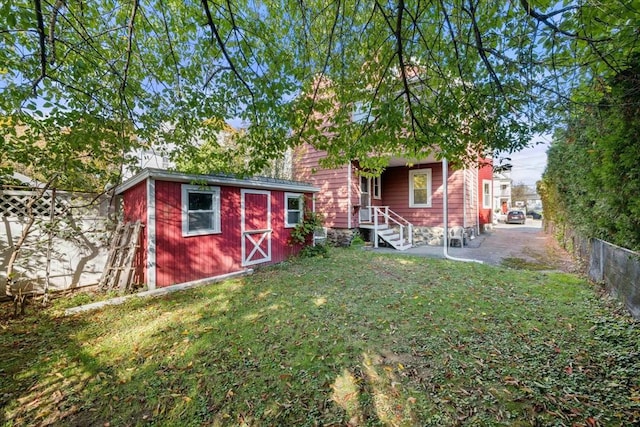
[115,168,319,195]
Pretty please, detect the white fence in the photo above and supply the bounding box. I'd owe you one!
[0,188,113,297]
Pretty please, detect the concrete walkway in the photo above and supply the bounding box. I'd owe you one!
[367,219,558,267]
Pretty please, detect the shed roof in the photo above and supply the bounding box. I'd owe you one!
[115,168,319,195]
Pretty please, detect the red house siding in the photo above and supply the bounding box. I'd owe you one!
[380,163,465,227]
[294,143,352,228]
[478,160,493,225]
[154,181,242,287]
[294,145,490,235]
[123,181,147,285]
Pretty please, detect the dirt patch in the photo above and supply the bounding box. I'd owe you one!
[475,222,579,273]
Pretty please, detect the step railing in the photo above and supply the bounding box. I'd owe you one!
[371,206,413,249]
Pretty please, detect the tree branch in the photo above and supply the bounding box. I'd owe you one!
[48,0,65,65]
[32,0,47,94]
[158,0,182,92]
[201,0,255,103]
[121,0,139,94]
[466,0,506,98]
[292,0,342,144]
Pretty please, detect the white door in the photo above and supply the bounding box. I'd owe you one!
[359,177,371,222]
[241,190,271,266]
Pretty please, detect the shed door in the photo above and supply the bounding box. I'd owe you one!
[241,189,271,266]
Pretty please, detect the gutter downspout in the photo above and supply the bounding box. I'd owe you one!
[442,158,483,264]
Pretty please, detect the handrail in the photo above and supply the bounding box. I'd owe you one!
[370,206,413,248]
[372,206,412,227]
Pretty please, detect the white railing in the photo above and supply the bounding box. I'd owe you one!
[371,206,413,248]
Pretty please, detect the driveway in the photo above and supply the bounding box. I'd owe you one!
[371,219,576,272]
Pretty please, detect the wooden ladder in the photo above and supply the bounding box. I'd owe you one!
[99,221,144,293]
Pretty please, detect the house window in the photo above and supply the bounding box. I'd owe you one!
[409,169,432,208]
[483,180,492,209]
[373,176,382,200]
[182,185,221,236]
[285,193,304,228]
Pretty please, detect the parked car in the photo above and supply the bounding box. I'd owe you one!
[527,210,543,220]
[506,210,526,224]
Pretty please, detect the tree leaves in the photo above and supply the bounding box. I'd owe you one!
[1,0,638,186]
[541,57,640,250]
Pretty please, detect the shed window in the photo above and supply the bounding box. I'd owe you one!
[409,169,432,208]
[285,193,304,228]
[182,185,221,236]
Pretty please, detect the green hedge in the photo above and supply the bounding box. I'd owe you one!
[541,59,640,251]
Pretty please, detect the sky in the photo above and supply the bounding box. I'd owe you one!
[499,133,552,187]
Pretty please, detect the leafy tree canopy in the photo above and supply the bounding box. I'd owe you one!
[541,56,640,250]
[1,0,638,189]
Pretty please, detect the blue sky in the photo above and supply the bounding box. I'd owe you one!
[500,133,551,186]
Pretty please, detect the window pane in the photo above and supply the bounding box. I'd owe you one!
[189,192,212,210]
[361,177,369,193]
[189,212,213,231]
[287,211,301,225]
[414,189,428,204]
[287,197,301,210]
[413,174,426,190]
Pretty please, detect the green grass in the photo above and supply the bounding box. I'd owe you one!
[1,248,639,426]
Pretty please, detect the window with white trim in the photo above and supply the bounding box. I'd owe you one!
[373,176,382,200]
[182,185,221,236]
[285,193,304,228]
[409,169,432,208]
[482,180,492,209]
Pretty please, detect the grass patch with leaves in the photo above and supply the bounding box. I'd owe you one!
[1,248,639,426]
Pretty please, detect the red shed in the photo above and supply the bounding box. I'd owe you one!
[115,168,318,289]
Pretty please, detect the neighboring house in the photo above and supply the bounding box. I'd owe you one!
[115,168,318,289]
[293,145,493,249]
[493,168,512,215]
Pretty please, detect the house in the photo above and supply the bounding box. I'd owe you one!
[115,168,318,289]
[493,167,513,216]
[293,145,493,248]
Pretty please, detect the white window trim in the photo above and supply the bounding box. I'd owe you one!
[409,169,432,208]
[482,179,492,209]
[284,192,304,228]
[182,184,221,236]
[373,176,382,200]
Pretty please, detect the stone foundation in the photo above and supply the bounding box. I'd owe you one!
[326,228,358,247]
[412,226,478,247]
[413,226,445,246]
[329,226,481,248]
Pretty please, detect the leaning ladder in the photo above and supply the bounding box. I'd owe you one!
[99,221,144,293]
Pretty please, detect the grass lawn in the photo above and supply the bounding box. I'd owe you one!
[1,248,639,426]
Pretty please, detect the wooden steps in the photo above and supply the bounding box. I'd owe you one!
[377,228,413,251]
